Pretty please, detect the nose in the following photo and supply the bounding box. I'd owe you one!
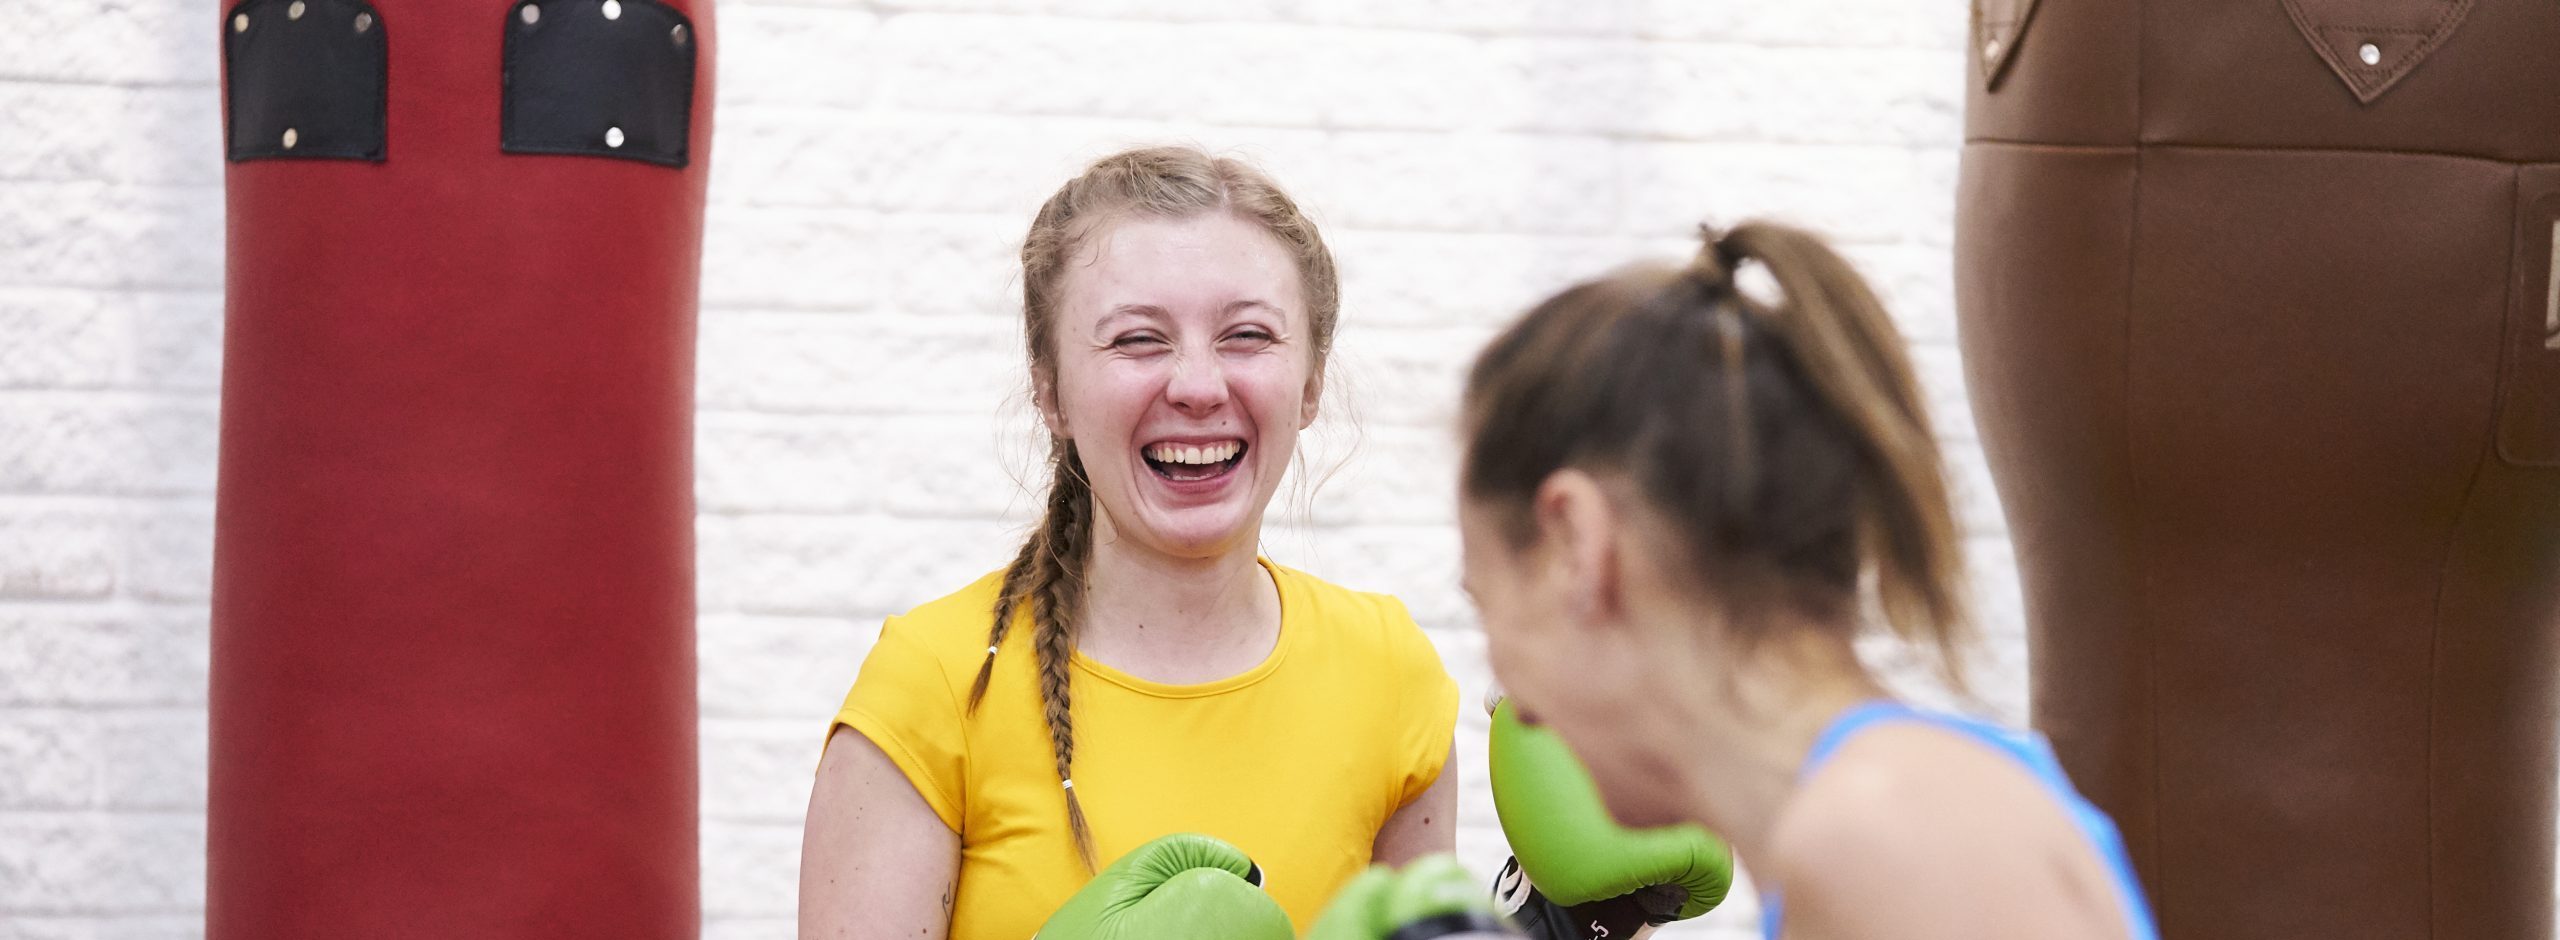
[1164,345,1230,415]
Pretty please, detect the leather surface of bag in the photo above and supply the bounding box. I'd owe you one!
[1958,2,2560,937]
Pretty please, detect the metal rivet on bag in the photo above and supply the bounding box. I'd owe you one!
[604,126,625,148]
[520,4,540,25]
[232,12,249,32]
[288,1,305,19]
[2359,42,2381,65]
[1984,38,2002,58]
[603,0,622,20]
[354,12,372,32]
[672,23,687,45]
[282,128,299,149]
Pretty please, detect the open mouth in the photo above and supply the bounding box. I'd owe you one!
[1143,440,1247,483]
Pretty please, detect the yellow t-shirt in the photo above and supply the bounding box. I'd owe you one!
[831,558,1458,938]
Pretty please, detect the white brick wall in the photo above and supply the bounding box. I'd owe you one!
[2,0,226,934]
[0,2,1994,937]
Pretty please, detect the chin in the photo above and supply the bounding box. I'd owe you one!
[1594,775,1688,830]
[1559,723,1692,830]
[1137,507,1259,557]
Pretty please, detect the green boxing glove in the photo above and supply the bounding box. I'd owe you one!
[1489,698,1732,940]
[1308,855,1521,940]
[1033,833,1294,940]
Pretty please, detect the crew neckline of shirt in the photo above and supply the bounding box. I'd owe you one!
[1070,556,1295,699]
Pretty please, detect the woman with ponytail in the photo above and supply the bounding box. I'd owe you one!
[1456,222,2158,940]
[798,146,1459,940]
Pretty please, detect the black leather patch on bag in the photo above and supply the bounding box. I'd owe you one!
[501,0,697,167]
[223,0,388,162]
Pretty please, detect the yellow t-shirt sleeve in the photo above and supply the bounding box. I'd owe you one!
[1381,596,1460,810]
[832,617,968,832]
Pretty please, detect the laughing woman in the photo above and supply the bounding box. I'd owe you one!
[797,147,1460,940]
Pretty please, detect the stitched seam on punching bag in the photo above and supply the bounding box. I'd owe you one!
[1965,139,2525,166]
[2397,0,2478,93]
[2121,148,2165,933]
[2420,459,2486,940]
[2421,169,2520,934]
[2126,0,2164,924]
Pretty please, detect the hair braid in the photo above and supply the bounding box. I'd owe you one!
[979,440,1101,869]
[1025,443,1096,869]
[970,535,1043,713]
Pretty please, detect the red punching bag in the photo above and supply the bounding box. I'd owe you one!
[209,1,711,936]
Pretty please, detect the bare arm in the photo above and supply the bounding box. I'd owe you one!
[799,725,962,940]
[1371,744,1459,865]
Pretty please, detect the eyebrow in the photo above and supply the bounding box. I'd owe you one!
[1098,304,1169,328]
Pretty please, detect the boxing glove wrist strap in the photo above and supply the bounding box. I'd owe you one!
[1384,911,1519,940]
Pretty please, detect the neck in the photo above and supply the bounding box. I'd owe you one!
[1661,632,1884,864]
[1080,510,1275,654]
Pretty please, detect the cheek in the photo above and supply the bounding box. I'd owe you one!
[1061,365,1155,435]
[1478,597,1559,692]
[1231,355,1311,419]
[1592,771,1684,829]
[1480,617,1525,682]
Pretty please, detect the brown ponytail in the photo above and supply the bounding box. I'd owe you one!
[1713,223,1968,685]
[1461,220,1973,689]
[972,146,1343,869]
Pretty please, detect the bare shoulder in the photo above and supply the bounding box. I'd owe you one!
[1765,721,2132,940]
[801,726,959,940]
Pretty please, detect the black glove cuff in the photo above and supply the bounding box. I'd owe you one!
[1492,856,1678,940]
[1384,912,1520,940]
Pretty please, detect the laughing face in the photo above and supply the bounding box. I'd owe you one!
[1040,211,1320,561]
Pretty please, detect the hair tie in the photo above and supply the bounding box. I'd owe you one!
[1690,223,1748,287]
[1714,234,1747,277]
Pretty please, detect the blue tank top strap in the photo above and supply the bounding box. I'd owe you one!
[1757,699,2159,940]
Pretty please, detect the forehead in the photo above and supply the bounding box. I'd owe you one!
[1060,212,1304,322]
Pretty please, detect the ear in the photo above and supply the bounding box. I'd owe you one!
[1532,469,1623,629]
[1035,371,1071,440]
[1298,368,1323,430]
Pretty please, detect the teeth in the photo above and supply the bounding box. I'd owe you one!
[1148,441,1241,465]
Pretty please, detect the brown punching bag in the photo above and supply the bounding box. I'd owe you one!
[1957,0,2560,937]
[208,1,711,936]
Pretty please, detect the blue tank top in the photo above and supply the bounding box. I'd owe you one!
[1757,700,2159,940]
